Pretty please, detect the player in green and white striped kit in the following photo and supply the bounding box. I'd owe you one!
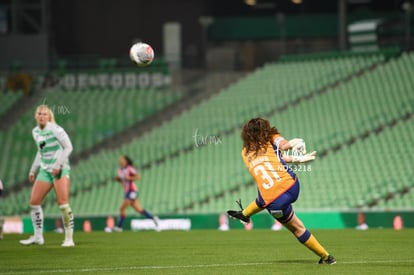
[20,105,75,247]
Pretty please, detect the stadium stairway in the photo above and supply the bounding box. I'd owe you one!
[0,89,44,132]
[375,187,414,209]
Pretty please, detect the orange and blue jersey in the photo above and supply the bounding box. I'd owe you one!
[118,165,138,194]
[241,134,296,207]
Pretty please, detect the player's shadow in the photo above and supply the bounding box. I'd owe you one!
[274,260,316,264]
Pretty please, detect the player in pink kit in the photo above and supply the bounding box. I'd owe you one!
[113,155,159,231]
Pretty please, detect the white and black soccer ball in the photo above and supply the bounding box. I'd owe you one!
[129,42,154,66]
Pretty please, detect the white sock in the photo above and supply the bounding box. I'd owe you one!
[31,205,43,238]
[59,204,74,241]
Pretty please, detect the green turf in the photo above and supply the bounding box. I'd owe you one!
[1,229,413,274]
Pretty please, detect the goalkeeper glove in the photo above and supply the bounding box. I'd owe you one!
[292,151,316,163]
[289,138,307,154]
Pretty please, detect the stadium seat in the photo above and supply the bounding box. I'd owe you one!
[3,52,414,216]
[0,91,23,117]
[0,88,182,190]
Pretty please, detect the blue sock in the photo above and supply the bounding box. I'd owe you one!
[117,215,125,228]
[141,210,154,219]
[297,229,311,244]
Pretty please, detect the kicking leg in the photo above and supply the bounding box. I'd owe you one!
[227,199,263,224]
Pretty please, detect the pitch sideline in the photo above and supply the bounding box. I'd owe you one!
[3,259,414,274]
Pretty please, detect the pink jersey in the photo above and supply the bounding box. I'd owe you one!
[118,165,138,193]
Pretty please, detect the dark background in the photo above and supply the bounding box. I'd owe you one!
[49,0,206,58]
[48,0,406,57]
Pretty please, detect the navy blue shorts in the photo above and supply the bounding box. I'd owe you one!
[256,179,300,224]
[125,191,138,201]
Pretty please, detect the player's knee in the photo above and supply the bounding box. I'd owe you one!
[284,223,304,237]
[285,217,306,237]
[292,226,306,238]
[29,199,38,205]
[56,197,68,205]
[30,197,41,205]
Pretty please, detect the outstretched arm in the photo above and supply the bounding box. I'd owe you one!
[278,139,292,151]
[274,137,315,163]
[274,137,306,152]
[283,151,317,163]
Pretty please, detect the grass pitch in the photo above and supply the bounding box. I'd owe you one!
[1,229,413,274]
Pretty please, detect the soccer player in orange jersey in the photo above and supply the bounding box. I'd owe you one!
[228,118,336,264]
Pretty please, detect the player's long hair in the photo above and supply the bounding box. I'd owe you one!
[35,104,56,123]
[241,118,280,156]
[122,155,134,166]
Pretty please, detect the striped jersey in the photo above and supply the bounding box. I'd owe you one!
[32,122,71,172]
[118,165,138,193]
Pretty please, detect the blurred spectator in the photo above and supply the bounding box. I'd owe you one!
[105,216,115,232]
[393,215,403,230]
[356,212,369,230]
[54,218,64,234]
[6,72,33,95]
[41,72,59,90]
[218,213,229,231]
[271,220,283,231]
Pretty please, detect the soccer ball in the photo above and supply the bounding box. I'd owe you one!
[129,42,154,66]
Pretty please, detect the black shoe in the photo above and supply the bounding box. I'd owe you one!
[227,210,251,224]
[318,255,337,265]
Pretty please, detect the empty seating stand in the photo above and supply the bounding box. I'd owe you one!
[0,87,182,210]
[3,52,414,216]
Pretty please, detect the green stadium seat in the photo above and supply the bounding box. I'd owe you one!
[0,91,23,117]
[3,52,414,216]
[0,88,182,192]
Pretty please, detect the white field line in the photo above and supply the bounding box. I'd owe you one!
[2,259,414,274]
